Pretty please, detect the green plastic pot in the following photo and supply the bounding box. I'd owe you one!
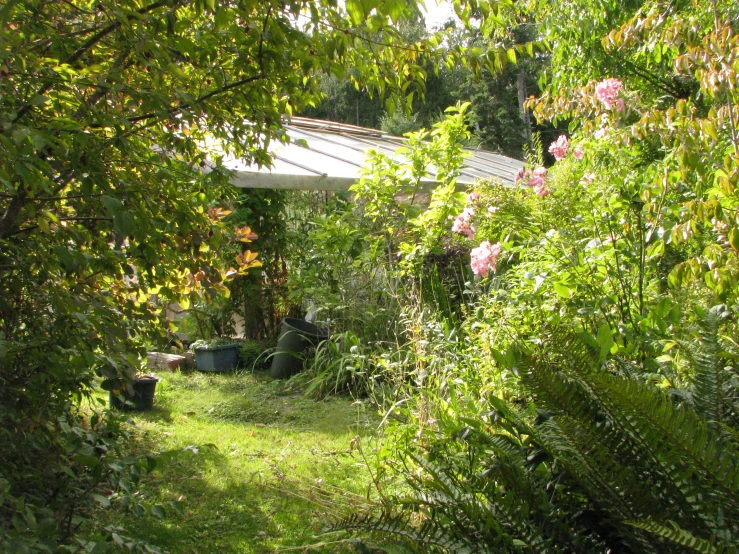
[270,318,328,379]
[194,343,240,372]
[109,376,159,411]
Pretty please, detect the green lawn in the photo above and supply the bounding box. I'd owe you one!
[98,370,380,553]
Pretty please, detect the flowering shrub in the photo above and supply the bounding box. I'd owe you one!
[513,166,550,196]
[595,77,624,111]
[451,207,476,240]
[548,134,569,160]
[470,241,501,277]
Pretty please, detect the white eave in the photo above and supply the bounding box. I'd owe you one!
[218,116,525,191]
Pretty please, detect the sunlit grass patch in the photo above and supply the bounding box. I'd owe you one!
[97,370,380,553]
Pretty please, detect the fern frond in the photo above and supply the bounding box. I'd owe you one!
[538,416,662,553]
[626,519,736,554]
[692,305,731,428]
[589,371,739,527]
[409,452,578,554]
[520,332,739,537]
[325,511,484,554]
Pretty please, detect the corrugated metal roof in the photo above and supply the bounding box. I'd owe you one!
[221,117,524,191]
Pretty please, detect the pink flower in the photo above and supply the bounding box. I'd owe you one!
[615,97,625,113]
[595,78,623,110]
[548,135,569,161]
[514,167,528,183]
[523,167,547,189]
[533,183,550,197]
[470,241,501,277]
[573,145,584,160]
[452,208,475,240]
[528,174,545,188]
[487,205,499,214]
[467,192,479,204]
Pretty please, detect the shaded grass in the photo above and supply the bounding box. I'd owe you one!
[97,370,380,553]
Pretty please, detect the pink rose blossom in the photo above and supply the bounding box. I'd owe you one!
[466,192,479,204]
[595,78,623,110]
[470,241,501,277]
[548,135,569,161]
[615,97,625,113]
[573,145,584,160]
[533,167,547,177]
[533,183,550,197]
[487,205,499,214]
[452,207,475,240]
[528,174,545,188]
[514,167,528,183]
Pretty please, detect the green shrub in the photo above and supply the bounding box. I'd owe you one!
[238,339,274,371]
[190,337,238,351]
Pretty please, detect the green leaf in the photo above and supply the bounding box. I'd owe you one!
[92,494,111,507]
[596,323,614,361]
[114,211,135,236]
[345,0,364,26]
[36,216,50,234]
[101,195,123,215]
[385,0,404,23]
[12,128,30,145]
[552,281,571,298]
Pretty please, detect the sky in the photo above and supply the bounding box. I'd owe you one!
[422,0,457,30]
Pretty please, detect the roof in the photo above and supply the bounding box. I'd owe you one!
[219,117,525,191]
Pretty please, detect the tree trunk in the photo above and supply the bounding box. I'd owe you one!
[517,67,532,144]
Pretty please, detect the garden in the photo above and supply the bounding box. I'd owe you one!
[2,0,739,553]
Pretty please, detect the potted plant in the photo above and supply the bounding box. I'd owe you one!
[108,373,159,412]
[191,338,240,372]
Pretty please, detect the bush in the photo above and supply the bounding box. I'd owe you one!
[239,339,274,371]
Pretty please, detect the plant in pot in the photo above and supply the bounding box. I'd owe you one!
[106,372,160,412]
[191,337,241,372]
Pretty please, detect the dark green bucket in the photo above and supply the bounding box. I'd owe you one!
[270,318,328,379]
[109,376,159,411]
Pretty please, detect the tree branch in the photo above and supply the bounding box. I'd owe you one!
[11,0,176,124]
[124,72,267,125]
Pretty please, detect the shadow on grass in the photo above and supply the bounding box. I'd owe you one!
[151,371,375,436]
[111,432,355,554]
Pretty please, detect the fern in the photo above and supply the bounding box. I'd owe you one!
[521,332,739,531]
[325,511,485,554]
[627,519,737,554]
[327,327,739,553]
[689,305,734,430]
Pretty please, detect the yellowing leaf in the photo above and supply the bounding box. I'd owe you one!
[729,227,739,253]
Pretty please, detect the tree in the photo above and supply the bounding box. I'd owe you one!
[0,0,456,548]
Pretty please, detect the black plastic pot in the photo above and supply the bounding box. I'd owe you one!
[270,318,328,379]
[109,376,159,411]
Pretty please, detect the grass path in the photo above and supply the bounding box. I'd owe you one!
[101,370,380,553]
